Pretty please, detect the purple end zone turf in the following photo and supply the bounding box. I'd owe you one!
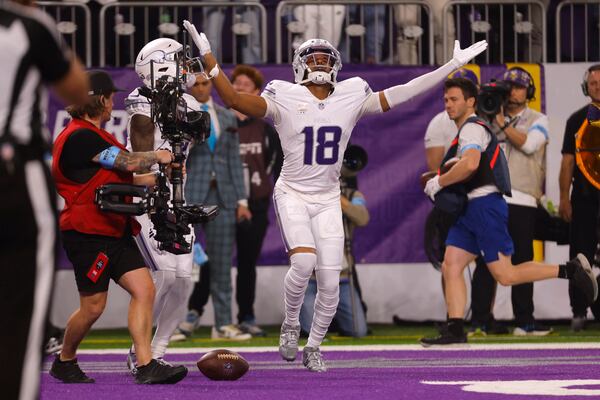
[41,349,600,400]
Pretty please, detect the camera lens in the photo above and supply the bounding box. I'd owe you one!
[482,94,498,114]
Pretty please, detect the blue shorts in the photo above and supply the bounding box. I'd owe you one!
[446,193,514,263]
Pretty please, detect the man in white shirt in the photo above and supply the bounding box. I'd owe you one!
[424,68,479,171]
[420,78,597,346]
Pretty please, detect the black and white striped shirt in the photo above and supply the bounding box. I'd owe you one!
[0,1,70,156]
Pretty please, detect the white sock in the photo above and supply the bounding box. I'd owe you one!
[151,270,176,321]
[307,269,340,349]
[151,272,191,359]
[283,252,317,327]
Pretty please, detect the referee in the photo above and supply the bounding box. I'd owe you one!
[0,1,88,399]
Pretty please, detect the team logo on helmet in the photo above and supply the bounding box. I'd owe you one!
[135,38,184,88]
[292,39,342,86]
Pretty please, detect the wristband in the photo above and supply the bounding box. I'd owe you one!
[207,64,220,79]
[98,146,120,169]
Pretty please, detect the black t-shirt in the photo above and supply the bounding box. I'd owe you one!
[59,128,112,183]
[561,105,598,200]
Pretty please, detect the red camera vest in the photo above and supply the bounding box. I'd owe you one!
[52,118,141,238]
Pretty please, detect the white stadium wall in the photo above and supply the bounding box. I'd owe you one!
[50,63,599,328]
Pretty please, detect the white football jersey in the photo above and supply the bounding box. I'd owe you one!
[261,77,378,194]
[124,87,201,157]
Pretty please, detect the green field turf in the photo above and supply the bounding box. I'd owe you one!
[79,322,600,349]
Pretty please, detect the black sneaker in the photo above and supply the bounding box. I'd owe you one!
[569,254,598,305]
[420,331,467,347]
[49,356,94,383]
[489,320,510,335]
[134,359,188,384]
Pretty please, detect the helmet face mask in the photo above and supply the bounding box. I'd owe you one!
[293,39,342,85]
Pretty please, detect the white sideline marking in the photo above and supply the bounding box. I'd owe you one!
[78,342,600,355]
[422,380,600,396]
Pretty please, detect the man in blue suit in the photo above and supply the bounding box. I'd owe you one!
[182,74,252,340]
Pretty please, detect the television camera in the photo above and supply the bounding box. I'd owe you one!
[95,41,218,255]
[476,80,511,121]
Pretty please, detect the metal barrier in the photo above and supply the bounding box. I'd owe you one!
[556,0,600,62]
[443,0,547,63]
[99,1,267,67]
[38,1,92,67]
[275,0,435,65]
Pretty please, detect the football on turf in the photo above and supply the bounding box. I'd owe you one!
[196,349,249,380]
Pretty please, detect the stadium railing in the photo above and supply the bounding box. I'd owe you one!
[38,1,92,67]
[275,0,435,65]
[442,0,547,64]
[556,0,600,62]
[98,1,267,67]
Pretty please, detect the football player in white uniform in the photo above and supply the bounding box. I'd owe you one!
[183,20,487,372]
[123,38,201,374]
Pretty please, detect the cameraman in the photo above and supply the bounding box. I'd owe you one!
[420,78,596,346]
[474,67,551,336]
[299,145,369,338]
[50,71,187,384]
[124,38,201,373]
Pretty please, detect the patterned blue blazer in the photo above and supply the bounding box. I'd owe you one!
[185,102,245,210]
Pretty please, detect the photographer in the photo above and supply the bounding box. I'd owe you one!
[299,145,369,338]
[124,38,201,373]
[471,67,551,336]
[498,67,550,335]
[420,78,596,346]
[50,71,187,384]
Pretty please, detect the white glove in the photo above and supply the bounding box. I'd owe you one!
[183,20,211,56]
[451,40,488,68]
[424,175,443,201]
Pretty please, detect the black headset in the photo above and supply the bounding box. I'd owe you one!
[506,66,536,100]
[582,64,600,97]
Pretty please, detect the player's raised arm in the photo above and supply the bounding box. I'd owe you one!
[183,20,267,119]
[378,40,488,112]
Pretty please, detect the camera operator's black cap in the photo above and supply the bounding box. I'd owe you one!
[87,70,124,96]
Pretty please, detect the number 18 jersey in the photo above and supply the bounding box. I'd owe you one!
[261,77,377,194]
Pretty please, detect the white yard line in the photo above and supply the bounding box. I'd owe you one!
[79,342,600,355]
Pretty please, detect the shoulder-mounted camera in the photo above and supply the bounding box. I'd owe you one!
[477,81,511,120]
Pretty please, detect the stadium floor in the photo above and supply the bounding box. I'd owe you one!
[42,346,600,399]
[41,324,600,399]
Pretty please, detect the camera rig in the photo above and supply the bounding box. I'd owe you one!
[95,41,218,255]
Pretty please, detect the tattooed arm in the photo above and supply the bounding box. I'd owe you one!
[93,147,173,173]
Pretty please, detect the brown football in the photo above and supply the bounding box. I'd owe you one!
[420,158,460,188]
[196,349,249,381]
